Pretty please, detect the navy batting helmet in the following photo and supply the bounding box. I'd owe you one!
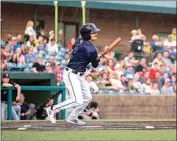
[80,23,101,40]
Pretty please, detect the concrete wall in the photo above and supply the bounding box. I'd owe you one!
[93,95,176,119]
[2,2,176,52]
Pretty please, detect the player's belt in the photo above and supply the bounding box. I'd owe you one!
[66,67,84,76]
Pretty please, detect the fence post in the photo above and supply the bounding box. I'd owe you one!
[7,89,12,120]
[61,87,66,120]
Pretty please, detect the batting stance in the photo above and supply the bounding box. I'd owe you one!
[46,23,100,125]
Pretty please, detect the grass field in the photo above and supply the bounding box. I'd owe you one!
[2,130,176,141]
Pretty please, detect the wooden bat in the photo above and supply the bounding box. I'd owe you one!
[98,37,122,59]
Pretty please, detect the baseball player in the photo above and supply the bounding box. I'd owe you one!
[46,23,101,125]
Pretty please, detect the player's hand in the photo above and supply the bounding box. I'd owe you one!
[96,57,100,62]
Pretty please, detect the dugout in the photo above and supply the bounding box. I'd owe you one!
[1,72,58,105]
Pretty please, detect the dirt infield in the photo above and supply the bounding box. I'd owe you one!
[2,120,176,131]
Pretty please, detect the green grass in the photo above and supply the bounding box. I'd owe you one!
[2,130,176,141]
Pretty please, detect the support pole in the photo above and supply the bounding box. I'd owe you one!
[81,1,86,25]
[54,1,58,43]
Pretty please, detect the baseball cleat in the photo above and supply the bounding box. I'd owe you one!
[66,118,86,125]
[45,107,56,124]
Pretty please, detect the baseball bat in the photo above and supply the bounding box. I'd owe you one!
[98,37,122,59]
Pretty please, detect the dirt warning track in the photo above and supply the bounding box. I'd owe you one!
[2,120,176,131]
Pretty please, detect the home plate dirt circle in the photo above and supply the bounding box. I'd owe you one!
[2,120,176,131]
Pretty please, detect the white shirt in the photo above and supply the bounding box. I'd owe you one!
[47,43,59,54]
[88,81,99,93]
[25,27,37,40]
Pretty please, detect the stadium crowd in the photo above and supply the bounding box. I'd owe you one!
[1,21,176,96]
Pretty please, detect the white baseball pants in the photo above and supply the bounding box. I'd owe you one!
[52,69,92,119]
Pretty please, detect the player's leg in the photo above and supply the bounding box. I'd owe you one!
[46,71,83,123]
[67,75,92,124]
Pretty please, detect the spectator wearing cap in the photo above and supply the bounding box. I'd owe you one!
[67,38,75,52]
[150,35,163,52]
[161,78,175,94]
[32,55,45,73]
[46,38,58,55]
[25,20,37,40]
[45,63,53,73]
[1,73,21,120]
[25,47,37,64]
[53,62,63,84]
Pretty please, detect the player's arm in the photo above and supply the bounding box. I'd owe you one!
[90,49,100,68]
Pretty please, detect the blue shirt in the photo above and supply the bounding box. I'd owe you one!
[67,37,99,72]
[13,43,21,52]
[25,54,37,64]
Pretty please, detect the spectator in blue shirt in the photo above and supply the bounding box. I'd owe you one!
[151,35,164,52]
[11,37,21,52]
[25,47,37,64]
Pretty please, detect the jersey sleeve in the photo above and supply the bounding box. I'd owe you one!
[90,48,99,68]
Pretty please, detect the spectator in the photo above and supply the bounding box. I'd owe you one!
[142,78,152,94]
[53,62,63,85]
[170,75,176,86]
[46,38,58,55]
[45,63,53,73]
[96,72,111,89]
[31,55,45,73]
[163,35,175,49]
[16,48,26,64]
[154,72,163,89]
[21,44,28,55]
[26,35,35,47]
[48,56,56,69]
[16,33,23,45]
[86,75,99,94]
[170,28,176,42]
[11,37,21,52]
[132,73,143,93]
[130,30,141,41]
[127,79,137,94]
[162,51,172,67]
[64,52,71,64]
[137,28,147,41]
[18,93,31,120]
[9,53,18,64]
[2,44,13,62]
[161,78,175,94]
[67,38,75,52]
[1,73,21,120]
[25,47,37,64]
[25,20,37,40]
[152,52,163,67]
[124,52,136,66]
[135,58,147,72]
[79,101,100,120]
[49,30,55,42]
[151,35,163,52]
[149,83,160,95]
[97,57,107,72]
[106,59,115,73]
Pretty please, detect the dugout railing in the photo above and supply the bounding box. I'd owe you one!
[1,86,66,120]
